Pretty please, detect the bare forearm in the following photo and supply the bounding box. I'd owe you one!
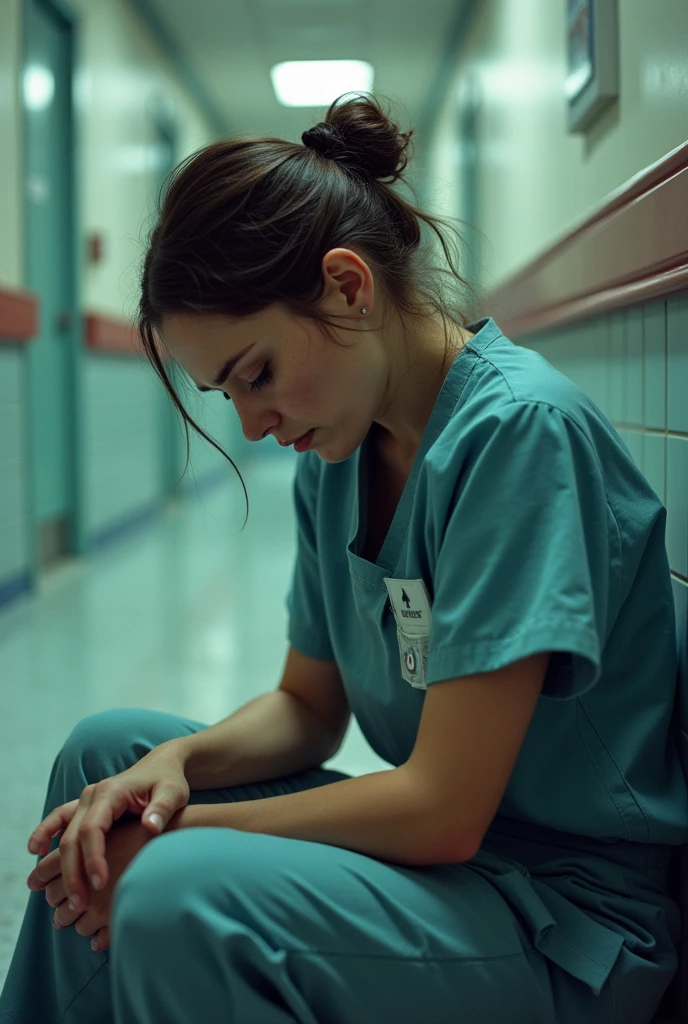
[163,691,339,790]
[165,766,466,867]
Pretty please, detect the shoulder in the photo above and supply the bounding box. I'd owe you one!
[428,332,608,472]
[427,396,588,481]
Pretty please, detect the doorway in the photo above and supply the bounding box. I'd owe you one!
[22,0,80,577]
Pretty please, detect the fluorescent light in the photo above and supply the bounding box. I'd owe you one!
[270,60,374,107]
[23,65,55,111]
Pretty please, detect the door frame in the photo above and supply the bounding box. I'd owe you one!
[149,98,184,499]
[21,0,85,592]
[458,70,483,295]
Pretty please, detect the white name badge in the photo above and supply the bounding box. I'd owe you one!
[383,578,432,690]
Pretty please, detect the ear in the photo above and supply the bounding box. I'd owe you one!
[321,248,374,313]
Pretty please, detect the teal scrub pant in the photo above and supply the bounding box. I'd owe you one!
[0,707,679,1023]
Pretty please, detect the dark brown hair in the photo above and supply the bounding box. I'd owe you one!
[138,91,485,524]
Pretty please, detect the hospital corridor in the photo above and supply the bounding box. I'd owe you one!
[1,1,687,1022]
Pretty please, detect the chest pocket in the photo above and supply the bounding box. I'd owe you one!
[383,578,432,690]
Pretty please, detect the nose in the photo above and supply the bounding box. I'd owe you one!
[233,397,279,444]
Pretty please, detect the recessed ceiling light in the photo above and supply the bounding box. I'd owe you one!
[270,60,374,107]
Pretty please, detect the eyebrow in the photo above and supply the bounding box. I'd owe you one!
[195,343,255,392]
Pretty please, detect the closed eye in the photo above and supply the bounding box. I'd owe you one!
[221,362,273,400]
[248,363,272,393]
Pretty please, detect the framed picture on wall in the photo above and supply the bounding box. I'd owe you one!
[564,0,619,133]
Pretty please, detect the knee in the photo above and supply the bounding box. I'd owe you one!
[60,708,161,774]
[113,830,256,923]
[112,832,193,935]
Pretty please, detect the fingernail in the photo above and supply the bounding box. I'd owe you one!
[68,895,80,911]
[90,938,99,952]
[52,918,62,930]
[29,839,39,854]
[91,874,102,890]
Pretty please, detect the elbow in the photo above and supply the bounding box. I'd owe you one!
[420,825,483,867]
[454,832,482,864]
[399,767,483,866]
[444,833,481,865]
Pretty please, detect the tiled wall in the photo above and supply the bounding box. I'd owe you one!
[0,343,245,608]
[516,292,688,748]
[82,359,245,539]
[0,348,31,604]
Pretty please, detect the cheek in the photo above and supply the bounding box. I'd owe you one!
[282,356,367,420]
[282,370,328,415]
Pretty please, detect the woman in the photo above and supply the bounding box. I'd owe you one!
[1,93,686,1024]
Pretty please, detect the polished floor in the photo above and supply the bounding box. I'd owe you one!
[0,453,388,991]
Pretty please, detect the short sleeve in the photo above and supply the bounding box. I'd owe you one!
[285,452,336,662]
[426,401,616,699]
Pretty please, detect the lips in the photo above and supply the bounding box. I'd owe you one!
[279,431,310,447]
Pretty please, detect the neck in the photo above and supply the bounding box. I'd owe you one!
[374,316,470,465]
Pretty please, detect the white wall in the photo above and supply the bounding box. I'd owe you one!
[69,0,216,319]
[425,0,688,290]
[0,0,216,311]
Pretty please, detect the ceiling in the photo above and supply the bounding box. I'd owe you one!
[137,0,473,178]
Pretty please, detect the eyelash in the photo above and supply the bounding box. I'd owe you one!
[222,362,273,400]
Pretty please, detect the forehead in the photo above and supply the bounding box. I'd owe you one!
[162,313,242,352]
[161,308,295,352]
[159,313,254,391]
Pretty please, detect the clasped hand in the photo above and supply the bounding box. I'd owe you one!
[26,819,153,953]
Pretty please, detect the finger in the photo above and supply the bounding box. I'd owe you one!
[91,926,110,952]
[29,827,65,859]
[78,782,128,893]
[53,901,83,929]
[27,849,62,889]
[29,809,76,855]
[43,872,68,907]
[60,788,96,912]
[28,801,79,855]
[74,907,99,937]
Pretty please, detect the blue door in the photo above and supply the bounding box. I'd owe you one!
[24,0,76,569]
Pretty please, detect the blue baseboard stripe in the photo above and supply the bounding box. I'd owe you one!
[91,500,163,553]
[0,571,32,611]
[91,470,228,552]
[0,470,231,612]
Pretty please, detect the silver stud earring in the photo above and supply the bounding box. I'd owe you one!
[360,307,368,314]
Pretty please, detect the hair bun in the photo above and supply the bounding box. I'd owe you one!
[302,93,414,185]
[301,124,342,159]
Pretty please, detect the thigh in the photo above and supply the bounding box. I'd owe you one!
[24,710,352,1024]
[57,706,351,806]
[112,828,615,1024]
[61,706,212,771]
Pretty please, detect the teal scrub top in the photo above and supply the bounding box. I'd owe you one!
[286,316,688,850]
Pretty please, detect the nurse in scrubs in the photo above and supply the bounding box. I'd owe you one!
[3,93,686,1024]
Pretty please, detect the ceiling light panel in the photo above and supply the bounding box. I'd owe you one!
[271,59,375,106]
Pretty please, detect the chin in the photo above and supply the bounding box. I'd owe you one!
[315,429,367,465]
